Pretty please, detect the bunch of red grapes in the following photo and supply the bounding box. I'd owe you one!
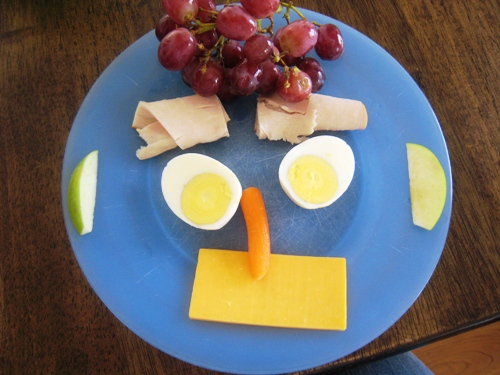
[156,0,344,102]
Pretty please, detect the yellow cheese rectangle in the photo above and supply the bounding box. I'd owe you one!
[189,249,347,330]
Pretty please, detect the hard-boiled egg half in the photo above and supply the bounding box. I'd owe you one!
[279,135,355,209]
[161,153,242,230]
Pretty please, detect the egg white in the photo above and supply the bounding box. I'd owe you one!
[278,135,355,209]
[161,153,242,230]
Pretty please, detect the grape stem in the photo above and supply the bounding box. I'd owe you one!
[200,8,218,15]
[283,66,291,88]
[279,1,322,26]
[211,35,228,65]
[280,1,304,22]
[257,16,276,36]
[192,19,217,34]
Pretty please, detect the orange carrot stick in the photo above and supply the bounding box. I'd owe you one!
[240,187,271,280]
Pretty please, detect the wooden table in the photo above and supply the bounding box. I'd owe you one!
[1,0,499,373]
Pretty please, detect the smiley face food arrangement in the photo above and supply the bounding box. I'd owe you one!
[67,1,448,331]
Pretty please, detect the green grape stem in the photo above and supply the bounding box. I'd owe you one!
[214,35,230,66]
[280,1,305,22]
[200,8,218,15]
[257,15,276,36]
[192,19,217,34]
[278,1,322,26]
[283,66,291,88]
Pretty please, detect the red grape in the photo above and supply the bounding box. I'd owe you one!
[275,20,318,58]
[162,0,199,26]
[226,59,262,96]
[217,78,237,102]
[196,29,219,52]
[158,28,198,71]
[276,68,312,102]
[256,60,280,95]
[155,14,178,42]
[191,60,224,97]
[273,29,301,66]
[242,34,274,64]
[216,5,257,41]
[240,0,280,19]
[221,40,243,68]
[315,24,344,60]
[296,57,325,92]
[181,58,202,86]
[197,0,216,22]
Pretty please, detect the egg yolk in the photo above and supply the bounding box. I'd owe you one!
[181,173,232,225]
[288,155,338,204]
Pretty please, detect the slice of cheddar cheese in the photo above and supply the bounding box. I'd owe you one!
[189,249,347,330]
[132,95,230,160]
[255,93,367,144]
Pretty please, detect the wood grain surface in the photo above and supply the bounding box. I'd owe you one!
[414,320,500,375]
[1,0,499,374]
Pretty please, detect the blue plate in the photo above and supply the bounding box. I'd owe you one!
[62,8,452,374]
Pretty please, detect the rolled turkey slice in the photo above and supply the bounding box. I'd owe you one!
[255,95,317,144]
[135,121,177,160]
[255,93,367,144]
[132,95,230,159]
[309,93,368,131]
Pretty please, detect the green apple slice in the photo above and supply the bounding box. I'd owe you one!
[406,143,447,230]
[68,150,98,235]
